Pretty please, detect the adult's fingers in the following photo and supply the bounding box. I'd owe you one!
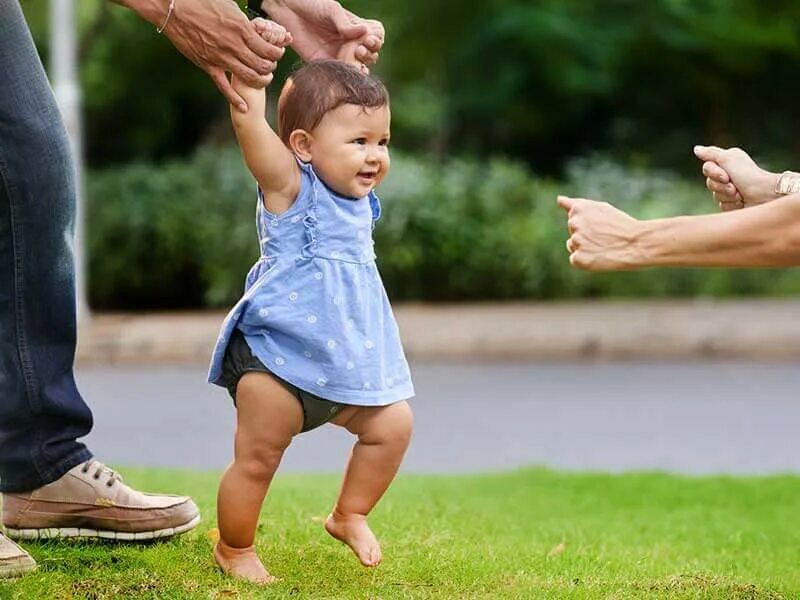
[713,188,743,208]
[557,195,577,212]
[706,178,738,198]
[694,144,724,163]
[229,60,272,88]
[210,67,247,113]
[717,198,743,211]
[243,26,289,63]
[701,161,730,184]
[234,44,281,78]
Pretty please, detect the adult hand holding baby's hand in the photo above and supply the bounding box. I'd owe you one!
[251,19,292,86]
[153,0,289,113]
[262,0,385,71]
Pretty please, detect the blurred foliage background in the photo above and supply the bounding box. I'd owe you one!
[20,0,800,309]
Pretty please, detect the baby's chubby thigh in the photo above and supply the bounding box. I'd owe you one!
[234,372,305,476]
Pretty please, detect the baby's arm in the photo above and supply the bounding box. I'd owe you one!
[230,20,298,214]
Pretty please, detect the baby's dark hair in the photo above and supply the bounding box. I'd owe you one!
[277,60,389,145]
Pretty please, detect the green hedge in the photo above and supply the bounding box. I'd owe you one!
[86,147,800,310]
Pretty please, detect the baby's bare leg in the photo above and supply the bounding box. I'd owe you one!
[215,372,303,584]
[326,401,413,567]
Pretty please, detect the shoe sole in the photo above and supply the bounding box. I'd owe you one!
[5,514,200,542]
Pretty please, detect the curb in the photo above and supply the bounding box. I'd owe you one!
[75,300,800,366]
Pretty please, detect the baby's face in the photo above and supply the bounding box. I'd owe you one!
[306,103,391,198]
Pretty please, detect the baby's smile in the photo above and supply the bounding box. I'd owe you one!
[356,170,378,185]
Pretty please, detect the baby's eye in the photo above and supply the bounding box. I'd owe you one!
[353,138,367,145]
[379,138,390,147]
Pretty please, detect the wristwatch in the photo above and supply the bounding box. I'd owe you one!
[246,0,267,20]
[775,171,800,195]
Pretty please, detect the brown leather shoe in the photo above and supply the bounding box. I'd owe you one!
[2,460,200,541]
[0,532,36,577]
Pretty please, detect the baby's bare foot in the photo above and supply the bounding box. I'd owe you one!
[324,511,382,567]
[213,540,276,585]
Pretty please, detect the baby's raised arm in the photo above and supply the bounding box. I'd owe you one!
[230,19,299,214]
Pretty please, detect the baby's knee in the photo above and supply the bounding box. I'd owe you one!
[235,441,288,481]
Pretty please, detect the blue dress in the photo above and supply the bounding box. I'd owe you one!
[208,161,414,405]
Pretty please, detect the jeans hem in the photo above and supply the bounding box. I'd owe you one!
[0,448,93,493]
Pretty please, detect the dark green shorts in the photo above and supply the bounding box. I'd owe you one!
[219,329,345,433]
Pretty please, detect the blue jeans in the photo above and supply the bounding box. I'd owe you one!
[0,1,94,493]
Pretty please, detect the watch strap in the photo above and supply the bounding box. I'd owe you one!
[246,0,267,20]
[775,171,800,195]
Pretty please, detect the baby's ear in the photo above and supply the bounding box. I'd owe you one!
[288,130,313,162]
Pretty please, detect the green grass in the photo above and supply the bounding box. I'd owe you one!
[2,468,799,599]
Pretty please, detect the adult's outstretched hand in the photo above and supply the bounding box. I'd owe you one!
[557,196,642,272]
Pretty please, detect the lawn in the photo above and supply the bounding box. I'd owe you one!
[2,468,798,599]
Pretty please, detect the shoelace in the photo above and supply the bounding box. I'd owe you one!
[80,460,123,488]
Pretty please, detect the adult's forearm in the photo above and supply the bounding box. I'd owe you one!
[635,193,800,268]
[111,0,169,26]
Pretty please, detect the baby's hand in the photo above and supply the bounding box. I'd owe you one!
[252,18,292,50]
[250,18,292,87]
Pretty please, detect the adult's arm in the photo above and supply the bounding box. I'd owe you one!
[112,0,286,112]
[558,193,800,270]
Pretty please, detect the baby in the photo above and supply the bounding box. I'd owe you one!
[207,19,414,584]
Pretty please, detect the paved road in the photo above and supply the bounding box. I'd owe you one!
[77,361,800,475]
